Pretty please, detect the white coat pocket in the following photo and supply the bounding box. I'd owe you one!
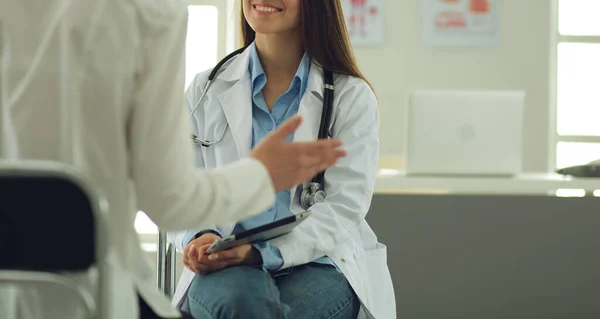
[355,243,396,319]
[202,112,228,145]
[201,112,237,166]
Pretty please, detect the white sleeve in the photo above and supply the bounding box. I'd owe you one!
[127,4,274,231]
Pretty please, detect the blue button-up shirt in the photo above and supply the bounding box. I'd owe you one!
[184,43,336,273]
[238,42,336,272]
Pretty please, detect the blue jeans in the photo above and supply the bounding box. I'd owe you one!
[185,263,360,319]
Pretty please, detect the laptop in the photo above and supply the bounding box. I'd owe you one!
[405,90,525,176]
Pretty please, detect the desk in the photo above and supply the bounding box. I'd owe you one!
[375,169,600,195]
[366,194,600,319]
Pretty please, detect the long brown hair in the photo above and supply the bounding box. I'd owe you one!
[240,0,374,92]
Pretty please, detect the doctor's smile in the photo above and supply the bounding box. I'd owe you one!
[253,3,283,14]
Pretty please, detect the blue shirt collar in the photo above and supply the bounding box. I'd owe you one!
[248,42,265,84]
[248,42,311,95]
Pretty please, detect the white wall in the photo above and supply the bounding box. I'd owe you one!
[354,0,554,172]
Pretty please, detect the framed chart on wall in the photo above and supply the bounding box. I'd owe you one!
[421,0,500,47]
[341,0,385,47]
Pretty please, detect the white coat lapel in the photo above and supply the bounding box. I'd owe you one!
[218,78,252,158]
[293,63,326,143]
[216,47,254,158]
[293,92,321,142]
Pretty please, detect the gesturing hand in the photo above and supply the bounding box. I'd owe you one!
[250,115,346,192]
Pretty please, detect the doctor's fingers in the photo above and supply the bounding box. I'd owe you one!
[185,258,213,274]
[192,244,213,262]
[183,244,192,259]
[184,246,214,274]
[183,246,198,268]
[192,233,221,245]
[190,254,230,274]
[183,254,198,272]
[184,244,199,262]
[183,242,207,267]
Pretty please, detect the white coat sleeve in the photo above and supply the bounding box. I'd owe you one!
[269,79,379,268]
[127,4,275,231]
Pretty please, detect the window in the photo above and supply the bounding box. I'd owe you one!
[135,211,158,251]
[185,5,219,88]
[135,0,231,251]
[554,0,600,170]
[556,141,600,169]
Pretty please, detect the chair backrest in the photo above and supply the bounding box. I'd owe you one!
[0,160,109,318]
[157,231,177,298]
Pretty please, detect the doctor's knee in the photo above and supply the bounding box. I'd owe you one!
[187,267,283,318]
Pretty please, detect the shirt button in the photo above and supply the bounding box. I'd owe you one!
[341,258,346,263]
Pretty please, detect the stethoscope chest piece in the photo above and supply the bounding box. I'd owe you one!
[300,182,326,210]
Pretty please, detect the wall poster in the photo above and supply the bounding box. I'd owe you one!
[422,0,500,47]
[342,0,385,47]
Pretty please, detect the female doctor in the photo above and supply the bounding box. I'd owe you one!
[170,0,395,318]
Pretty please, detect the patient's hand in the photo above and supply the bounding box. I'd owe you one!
[184,234,262,275]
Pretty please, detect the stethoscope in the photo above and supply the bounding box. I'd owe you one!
[189,47,335,210]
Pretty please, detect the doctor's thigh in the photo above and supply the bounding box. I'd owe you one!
[185,263,360,319]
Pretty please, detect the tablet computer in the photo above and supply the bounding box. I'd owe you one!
[205,211,312,254]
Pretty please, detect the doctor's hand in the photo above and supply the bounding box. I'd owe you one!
[251,115,346,192]
[183,234,261,274]
[200,244,262,273]
[183,233,221,274]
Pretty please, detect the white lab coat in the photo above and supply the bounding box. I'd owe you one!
[169,47,396,319]
[1,1,276,318]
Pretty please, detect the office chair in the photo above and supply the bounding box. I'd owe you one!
[157,231,176,298]
[0,161,110,319]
